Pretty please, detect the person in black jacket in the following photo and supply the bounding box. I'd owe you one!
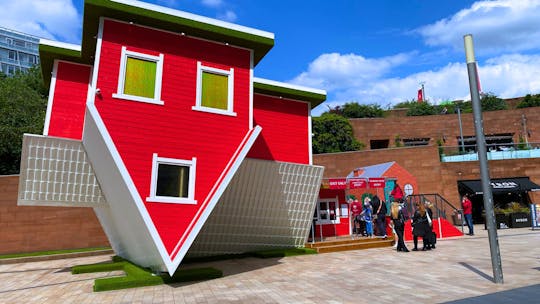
[391,202,409,252]
[425,201,436,249]
[412,202,430,251]
[371,195,387,238]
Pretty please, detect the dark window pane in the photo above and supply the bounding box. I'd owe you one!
[156,164,189,198]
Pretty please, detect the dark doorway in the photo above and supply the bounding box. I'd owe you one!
[370,139,389,149]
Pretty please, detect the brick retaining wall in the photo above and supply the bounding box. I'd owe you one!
[0,175,109,255]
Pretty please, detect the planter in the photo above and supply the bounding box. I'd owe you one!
[509,212,530,228]
[484,213,510,229]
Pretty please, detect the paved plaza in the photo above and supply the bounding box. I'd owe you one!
[1,226,539,303]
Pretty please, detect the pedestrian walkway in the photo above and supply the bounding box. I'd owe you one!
[0,225,539,303]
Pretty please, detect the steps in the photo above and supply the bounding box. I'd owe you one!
[305,237,395,253]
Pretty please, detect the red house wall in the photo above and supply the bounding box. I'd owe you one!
[47,62,91,140]
[384,163,418,197]
[248,94,310,164]
[95,19,252,255]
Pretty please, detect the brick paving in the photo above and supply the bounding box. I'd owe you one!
[1,226,539,303]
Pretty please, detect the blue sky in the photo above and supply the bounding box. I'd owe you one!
[3,0,540,115]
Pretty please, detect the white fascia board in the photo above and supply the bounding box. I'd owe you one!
[112,0,274,40]
[40,38,81,51]
[253,77,327,96]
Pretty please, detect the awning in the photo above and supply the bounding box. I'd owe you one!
[458,177,540,195]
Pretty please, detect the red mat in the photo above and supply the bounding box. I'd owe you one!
[401,218,463,241]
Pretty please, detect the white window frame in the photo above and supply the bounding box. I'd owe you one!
[112,46,165,105]
[315,198,340,224]
[146,153,197,204]
[192,61,236,116]
[8,50,17,60]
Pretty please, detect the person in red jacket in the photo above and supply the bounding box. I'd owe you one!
[462,194,474,235]
[391,183,404,204]
[349,198,363,237]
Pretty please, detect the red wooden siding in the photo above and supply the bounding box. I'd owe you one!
[47,62,91,140]
[95,19,252,255]
[248,94,310,164]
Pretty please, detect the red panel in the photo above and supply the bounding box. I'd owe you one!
[47,62,91,140]
[95,20,252,256]
[248,94,310,164]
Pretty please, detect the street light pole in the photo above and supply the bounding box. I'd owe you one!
[464,34,504,284]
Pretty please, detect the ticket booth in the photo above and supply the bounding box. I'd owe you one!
[314,161,418,239]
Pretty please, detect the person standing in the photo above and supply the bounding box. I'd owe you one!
[425,201,436,249]
[391,202,409,252]
[391,183,404,204]
[372,195,387,238]
[349,198,363,237]
[462,194,474,236]
[362,197,373,237]
[412,202,430,251]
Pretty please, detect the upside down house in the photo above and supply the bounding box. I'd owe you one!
[17,0,326,275]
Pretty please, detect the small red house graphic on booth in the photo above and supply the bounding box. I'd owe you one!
[18,0,326,275]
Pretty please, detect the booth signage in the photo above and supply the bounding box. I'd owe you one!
[328,178,347,189]
[368,177,386,188]
[349,178,367,189]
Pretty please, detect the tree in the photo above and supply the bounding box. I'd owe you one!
[312,113,364,154]
[405,101,438,116]
[517,94,540,108]
[341,102,384,118]
[0,66,47,174]
[480,92,507,111]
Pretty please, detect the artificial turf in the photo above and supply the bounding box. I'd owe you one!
[71,247,315,292]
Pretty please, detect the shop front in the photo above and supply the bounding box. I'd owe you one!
[458,177,540,225]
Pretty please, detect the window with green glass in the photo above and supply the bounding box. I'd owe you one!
[201,71,229,110]
[124,57,157,99]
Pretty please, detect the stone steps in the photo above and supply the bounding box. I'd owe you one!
[305,237,395,253]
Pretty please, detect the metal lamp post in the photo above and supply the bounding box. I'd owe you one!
[464,34,504,284]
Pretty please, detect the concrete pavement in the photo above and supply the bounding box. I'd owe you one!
[0,225,539,303]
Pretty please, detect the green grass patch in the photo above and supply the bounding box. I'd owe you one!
[0,247,111,260]
[72,256,222,292]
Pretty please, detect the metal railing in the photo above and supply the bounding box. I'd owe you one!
[404,194,465,234]
[439,142,540,162]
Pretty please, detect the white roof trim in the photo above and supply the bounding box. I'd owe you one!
[40,39,81,51]
[112,0,274,39]
[253,77,327,95]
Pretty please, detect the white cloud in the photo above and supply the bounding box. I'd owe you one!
[217,10,237,22]
[416,0,540,54]
[0,0,81,43]
[304,52,540,116]
[291,52,412,91]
